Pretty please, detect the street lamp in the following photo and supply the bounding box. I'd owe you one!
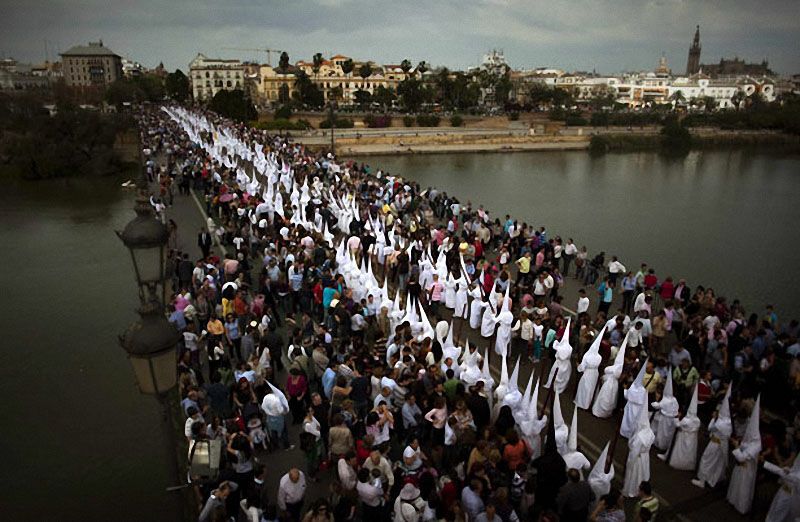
[116,180,169,304]
[117,166,185,517]
[328,99,338,155]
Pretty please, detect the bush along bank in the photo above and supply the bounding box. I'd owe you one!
[590,128,800,156]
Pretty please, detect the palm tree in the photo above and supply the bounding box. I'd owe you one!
[341,59,354,77]
[400,59,412,75]
[417,61,428,75]
[730,91,744,110]
[669,90,686,108]
[312,53,324,79]
[358,63,372,92]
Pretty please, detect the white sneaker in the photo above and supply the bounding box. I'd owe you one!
[691,479,705,488]
[656,453,667,461]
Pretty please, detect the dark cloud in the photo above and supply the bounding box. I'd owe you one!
[1,0,798,74]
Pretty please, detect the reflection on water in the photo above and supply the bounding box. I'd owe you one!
[355,150,800,318]
[0,177,178,521]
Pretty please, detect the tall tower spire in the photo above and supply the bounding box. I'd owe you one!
[686,25,701,75]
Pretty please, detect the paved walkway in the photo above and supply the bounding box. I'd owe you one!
[158,170,776,522]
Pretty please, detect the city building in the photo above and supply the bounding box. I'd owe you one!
[686,25,702,76]
[700,57,774,78]
[60,40,123,87]
[122,58,144,77]
[189,53,246,102]
[684,25,774,79]
[253,54,418,107]
[0,58,51,91]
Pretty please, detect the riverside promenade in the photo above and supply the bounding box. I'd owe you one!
[153,148,778,522]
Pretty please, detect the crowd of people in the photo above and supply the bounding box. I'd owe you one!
[137,105,800,522]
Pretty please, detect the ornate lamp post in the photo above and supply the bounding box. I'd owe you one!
[117,171,184,516]
[328,100,338,155]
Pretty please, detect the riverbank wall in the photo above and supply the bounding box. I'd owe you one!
[300,128,800,156]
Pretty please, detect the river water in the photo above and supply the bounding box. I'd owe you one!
[0,177,177,521]
[1,150,798,520]
[356,150,800,318]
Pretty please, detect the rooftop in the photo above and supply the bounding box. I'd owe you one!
[60,40,120,58]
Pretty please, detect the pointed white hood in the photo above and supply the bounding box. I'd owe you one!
[529,377,542,421]
[589,441,614,482]
[663,367,674,399]
[501,282,511,314]
[687,383,699,418]
[718,383,732,421]
[553,390,565,429]
[581,325,607,363]
[742,394,761,446]
[508,356,521,394]
[632,357,649,390]
[480,348,494,388]
[637,386,652,430]
[568,407,579,452]
[444,321,455,349]
[521,369,535,413]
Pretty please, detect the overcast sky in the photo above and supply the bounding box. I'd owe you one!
[2,0,798,75]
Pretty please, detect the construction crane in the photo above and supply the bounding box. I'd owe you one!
[221,47,285,66]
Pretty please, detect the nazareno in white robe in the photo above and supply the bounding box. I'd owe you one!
[696,416,732,487]
[622,423,655,497]
[469,288,484,329]
[727,440,761,514]
[668,414,701,470]
[480,304,496,338]
[444,275,457,309]
[494,311,514,356]
[546,343,572,394]
[764,459,800,522]
[575,352,602,410]
[454,280,469,319]
[592,366,621,418]
[620,384,646,439]
[650,397,679,451]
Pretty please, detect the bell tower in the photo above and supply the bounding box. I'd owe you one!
[686,25,701,75]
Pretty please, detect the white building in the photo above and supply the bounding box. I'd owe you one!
[668,75,775,109]
[189,53,246,102]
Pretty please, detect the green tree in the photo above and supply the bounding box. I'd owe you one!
[434,68,452,107]
[397,78,429,112]
[669,90,686,106]
[661,114,692,155]
[2,103,126,179]
[527,83,553,107]
[312,53,324,79]
[494,75,512,107]
[165,69,190,102]
[292,70,324,109]
[209,89,257,121]
[550,87,573,108]
[341,59,354,77]
[373,85,396,110]
[417,61,428,74]
[400,59,412,74]
[359,63,373,81]
[354,89,372,108]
